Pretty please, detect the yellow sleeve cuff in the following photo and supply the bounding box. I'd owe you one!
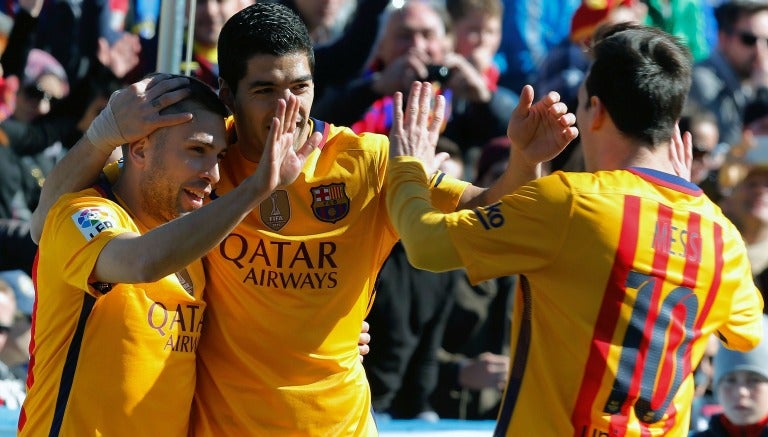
[428,170,470,214]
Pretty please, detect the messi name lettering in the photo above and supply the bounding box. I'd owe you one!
[651,219,701,263]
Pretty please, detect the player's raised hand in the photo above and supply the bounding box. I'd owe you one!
[87,74,194,152]
[506,85,578,166]
[257,94,320,191]
[670,123,693,181]
[388,81,447,175]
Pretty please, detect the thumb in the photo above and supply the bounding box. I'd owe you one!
[512,85,535,119]
[431,152,451,173]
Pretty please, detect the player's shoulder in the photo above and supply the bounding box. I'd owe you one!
[52,188,128,225]
[43,188,132,247]
[319,120,388,154]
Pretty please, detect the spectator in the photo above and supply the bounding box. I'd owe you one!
[315,0,515,152]
[0,281,26,417]
[364,241,463,421]
[0,0,133,278]
[13,48,68,125]
[446,0,504,94]
[719,86,768,313]
[0,49,70,282]
[495,0,580,92]
[280,0,356,45]
[688,1,768,147]
[431,276,514,420]
[535,0,646,171]
[691,315,768,436]
[690,334,724,433]
[364,136,469,422]
[0,269,33,381]
[679,108,723,202]
[431,137,516,420]
[310,0,391,98]
[182,0,254,89]
[446,0,519,159]
[35,0,136,85]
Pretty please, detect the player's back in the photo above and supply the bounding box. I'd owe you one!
[493,168,763,436]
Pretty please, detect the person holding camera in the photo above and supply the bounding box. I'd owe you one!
[312,0,516,152]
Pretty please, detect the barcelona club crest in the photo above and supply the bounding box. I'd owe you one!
[260,190,291,231]
[310,183,350,224]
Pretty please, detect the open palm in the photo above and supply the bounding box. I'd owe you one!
[256,95,320,192]
[506,85,578,167]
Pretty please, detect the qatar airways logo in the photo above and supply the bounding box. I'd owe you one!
[218,234,339,290]
[147,302,205,352]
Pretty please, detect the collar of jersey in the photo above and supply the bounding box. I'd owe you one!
[626,167,703,197]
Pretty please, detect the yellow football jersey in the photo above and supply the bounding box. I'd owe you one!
[191,120,468,435]
[21,186,206,436]
[387,158,764,436]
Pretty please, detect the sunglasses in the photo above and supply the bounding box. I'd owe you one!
[22,84,56,103]
[733,30,768,46]
[692,144,711,160]
[0,325,11,335]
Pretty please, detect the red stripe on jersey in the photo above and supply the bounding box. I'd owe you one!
[652,213,702,429]
[609,204,673,435]
[19,252,41,432]
[652,300,685,410]
[571,196,641,436]
[696,223,723,332]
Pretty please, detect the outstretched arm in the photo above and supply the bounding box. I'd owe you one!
[31,76,194,243]
[92,95,321,284]
[389,82,577,210]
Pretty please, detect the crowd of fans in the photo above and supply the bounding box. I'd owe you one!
[0,0,766,435]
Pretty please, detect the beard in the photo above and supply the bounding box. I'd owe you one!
[140,157,184,226]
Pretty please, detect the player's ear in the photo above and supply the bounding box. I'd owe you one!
[218,79,235,114]
[589,95,607,131]
[125,137,150,167]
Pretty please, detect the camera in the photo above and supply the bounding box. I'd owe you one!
[424,65,451,83]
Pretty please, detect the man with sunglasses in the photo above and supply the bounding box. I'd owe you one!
[689,0,768,147]
[0,49,71,347]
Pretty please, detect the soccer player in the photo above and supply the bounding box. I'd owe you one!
[20,75,318,435]
[30,3,576,434]
[385,23,765,435]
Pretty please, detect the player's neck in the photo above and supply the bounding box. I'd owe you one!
[598,140,676,174]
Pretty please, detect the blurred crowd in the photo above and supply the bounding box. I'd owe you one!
[0,0,767,434]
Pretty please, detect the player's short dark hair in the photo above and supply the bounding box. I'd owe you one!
[218,2,315,94]
[585,23,692,146]
[150,74,229,118]
[125,74,228,155]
